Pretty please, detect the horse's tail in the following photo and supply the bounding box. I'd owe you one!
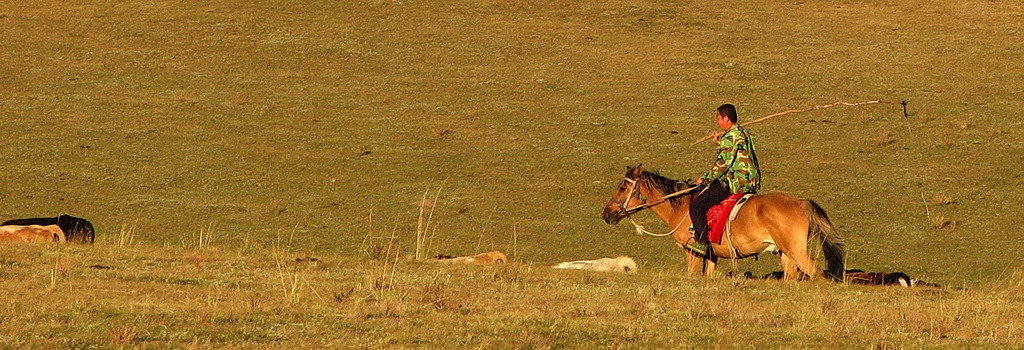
[803,200,846,280]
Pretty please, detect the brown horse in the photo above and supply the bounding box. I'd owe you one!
[601,165,845,280]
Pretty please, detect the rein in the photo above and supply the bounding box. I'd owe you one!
[616,176,701,237]
[618,178,701,215]
[628,213,688,237]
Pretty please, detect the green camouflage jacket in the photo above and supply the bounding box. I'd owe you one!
[700,125,761,193]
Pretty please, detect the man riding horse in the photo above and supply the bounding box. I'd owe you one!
[685,104,761,257]
[602,106,844,278]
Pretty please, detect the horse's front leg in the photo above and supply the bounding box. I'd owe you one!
[685,251,704,276]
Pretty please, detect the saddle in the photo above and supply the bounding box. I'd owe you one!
[706,193,754,244]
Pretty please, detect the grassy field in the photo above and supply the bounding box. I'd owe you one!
[3,243,1024,349]
[2,0,1023,347]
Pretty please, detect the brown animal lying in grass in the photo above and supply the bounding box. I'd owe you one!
[0,225,66,243]
[2,215,95,243]
[552,256,637,273]
[735,269,941,288]
[434,251,508,265]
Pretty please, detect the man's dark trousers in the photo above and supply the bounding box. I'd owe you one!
[689,180,731,244]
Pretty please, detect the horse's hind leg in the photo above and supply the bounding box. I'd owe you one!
[780,253,799,281]
[775,222,824,279]
[790,250,824,279]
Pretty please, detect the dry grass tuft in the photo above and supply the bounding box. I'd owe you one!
[931,193,956,206]
[115,220,138,248]
[877,129,895,145]
[411,199,436,209]
[352,145,371,157]
[50,255,70,290]
[110,325,139,345]
[333,287,356,303]
[168,90,199,104]
[421,276,469,312]
[365,298,406,319]
[931,214,957,230]
[364,240,389,260]
[193,254,206,270]
[247,293,263,311]
[490,263,528,284]
[820,295,842,314]
[194,222,216,249]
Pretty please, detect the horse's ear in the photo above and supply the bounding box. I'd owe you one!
[627,164,643,178]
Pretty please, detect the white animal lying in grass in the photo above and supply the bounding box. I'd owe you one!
[552,256,637,273]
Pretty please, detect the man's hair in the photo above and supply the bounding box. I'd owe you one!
[717,104,738,123]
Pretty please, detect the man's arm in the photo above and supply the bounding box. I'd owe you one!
[701,133,738,182]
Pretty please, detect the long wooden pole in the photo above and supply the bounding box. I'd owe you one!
[691,100,906,145]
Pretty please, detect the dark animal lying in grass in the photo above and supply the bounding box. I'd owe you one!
[735,269,941,288]
[844,270,912,287]
[2,215,94,243]
[841,269,941,287]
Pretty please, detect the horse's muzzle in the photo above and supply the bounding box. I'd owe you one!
[602,206,623,225]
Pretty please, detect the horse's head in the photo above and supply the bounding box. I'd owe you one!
[602,164,645,225]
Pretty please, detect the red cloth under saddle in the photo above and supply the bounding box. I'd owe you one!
[707,193,747,244]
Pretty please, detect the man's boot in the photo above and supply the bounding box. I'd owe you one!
[684,228,710,257]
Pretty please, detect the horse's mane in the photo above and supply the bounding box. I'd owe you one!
[639,170,695,207]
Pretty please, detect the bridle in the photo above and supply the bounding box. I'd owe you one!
[615,176,645,216]
[614,174,702,237]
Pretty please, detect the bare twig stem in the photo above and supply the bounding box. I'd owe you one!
[921,192,932,221]
[421,178,448,259]
[692,100,905,145]
[415,188,429,260]
[512,224,518,262]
